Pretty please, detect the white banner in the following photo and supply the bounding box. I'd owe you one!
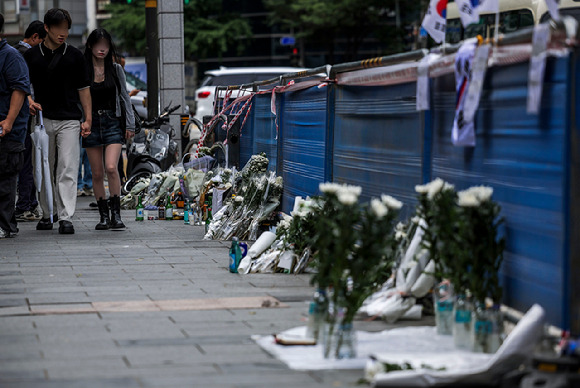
[527,24,551,114]
[422,0,449,44]
[452,41,477,147]
[463,44,490,123]
[416,54,441,111]
[545,0,561,21]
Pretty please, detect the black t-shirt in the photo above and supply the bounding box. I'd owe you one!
[91,81,116,112]
[23,42,90,120]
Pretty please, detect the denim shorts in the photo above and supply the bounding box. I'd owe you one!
[82,110,123,148]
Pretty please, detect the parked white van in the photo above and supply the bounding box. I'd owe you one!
[446,0,580,44]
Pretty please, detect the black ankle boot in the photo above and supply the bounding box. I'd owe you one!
[96,198,110,230]
[109,195,126,230]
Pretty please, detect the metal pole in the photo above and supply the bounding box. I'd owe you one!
[145,0,159,119]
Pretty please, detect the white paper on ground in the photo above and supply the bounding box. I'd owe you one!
[253,325,492,372]
[527,24,550,114]
[410,259,436,298]
[372,304,546,387]
[247,231,276,259]
[396,220,426,294]
[278,251,296,271]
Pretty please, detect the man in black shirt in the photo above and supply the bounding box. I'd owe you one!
[24,8,91,234]
[13,21,46,222]
[0,13,31,238]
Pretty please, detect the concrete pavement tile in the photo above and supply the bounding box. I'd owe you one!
[0,370,47,383]
[39,339,119,359]
[0,296,27,306]
[0,377,141,388]
[0,271,21,276]
[0,306,31,316]
[0,279,24,285]
[30,303,96,315]
[27,293,90,305]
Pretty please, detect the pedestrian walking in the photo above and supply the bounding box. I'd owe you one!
[0,13,31,238]
[13,20,46,222]
[83,28,135,230]
[23,8,92,234]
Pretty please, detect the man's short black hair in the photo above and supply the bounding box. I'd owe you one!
[25,20,47,39]
[44,8,72,29]
[0,13,4,32]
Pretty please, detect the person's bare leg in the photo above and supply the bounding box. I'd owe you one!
[104,144,122,196]
[86,147,106,200]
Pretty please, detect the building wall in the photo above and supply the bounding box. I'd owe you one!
[1,0,87,47]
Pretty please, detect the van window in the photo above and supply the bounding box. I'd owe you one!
[446,9,534,43]
[201,73,284,87]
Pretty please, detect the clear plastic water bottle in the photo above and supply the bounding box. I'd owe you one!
[192,202,202,225]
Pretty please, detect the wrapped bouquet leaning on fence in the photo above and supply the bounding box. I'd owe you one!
[203,153,284,241]
[238,196,319,274]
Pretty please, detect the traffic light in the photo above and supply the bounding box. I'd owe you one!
[184,0,190,4]
[290,47,299,67]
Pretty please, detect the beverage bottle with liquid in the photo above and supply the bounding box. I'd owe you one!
[135,195,144,221]
[158,198,166,220]
[165,194,174,220]
[176,191,185,208]
[204,206,212,233]
[184,200,190,225]
[193,202,202,225]
[229,237,247,273]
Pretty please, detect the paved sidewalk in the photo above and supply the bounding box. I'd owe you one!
[0,197,401,388]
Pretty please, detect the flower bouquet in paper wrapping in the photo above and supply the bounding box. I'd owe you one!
[242,195,320,274]
[203,153,284,241]
[121,168,206,210]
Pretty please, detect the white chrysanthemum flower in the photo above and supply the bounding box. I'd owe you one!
[344,185,362,197]
[395,230,407,240]
[457,191,480,207]
[395,222,405,231]
[443,182,455,192]
[427,178,445,200]
[381,194,403,210]
[415,183,429,194]
[235,196,244,203]
[319,182,342,194]
[370,198,388,219]
[411,216,421,224]
[337,191,358,206]
[468,186,493,202]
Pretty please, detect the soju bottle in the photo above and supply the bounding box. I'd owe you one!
[205,206,212,234]
[165,194,174,220]
[135,195,144,221]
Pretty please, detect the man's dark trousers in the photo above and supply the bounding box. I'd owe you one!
[15,129,38,213]
[0,141,25,234]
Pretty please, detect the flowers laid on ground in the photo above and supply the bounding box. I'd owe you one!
[204,153,284,241]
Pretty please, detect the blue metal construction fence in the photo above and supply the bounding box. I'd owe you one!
[233,48,578,331]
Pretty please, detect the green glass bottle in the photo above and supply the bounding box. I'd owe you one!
[135,195,144,221]
[165,194,173,220]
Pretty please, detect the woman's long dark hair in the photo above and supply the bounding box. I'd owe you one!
[84,28,119,89]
